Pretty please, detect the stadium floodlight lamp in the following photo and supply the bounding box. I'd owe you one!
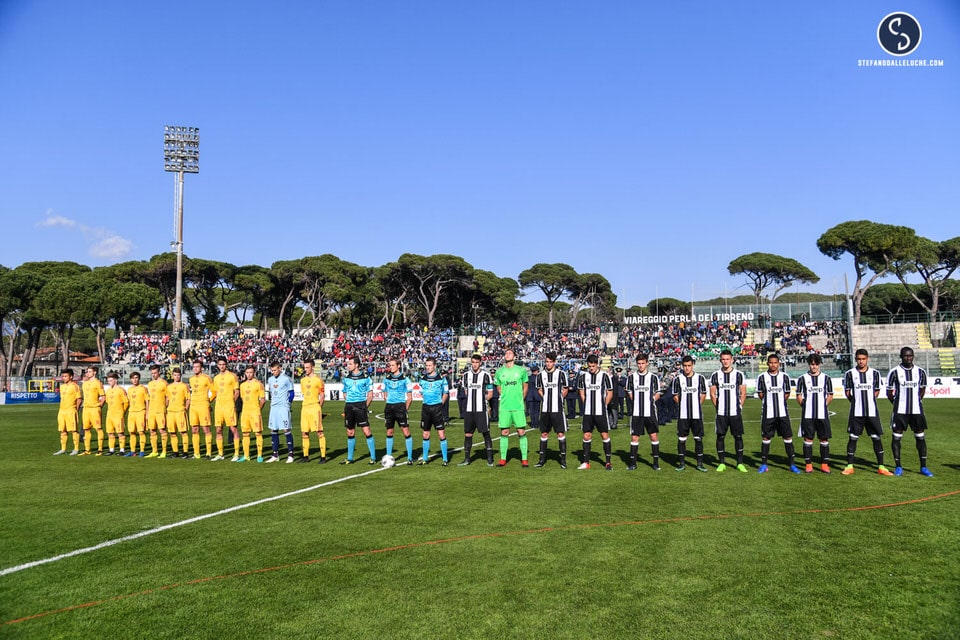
[164,125,200,173]
[163,125,200,335]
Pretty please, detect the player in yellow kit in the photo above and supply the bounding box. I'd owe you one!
[145,364,168,458]
[297,358,326,463]
[165,367,190,458]
[189,360,216,459]
[54,369,82,455]
[213,357,240,461]
[238,365,266,462]
[125,372,148,456]
[103,371,129,455]
[80,366,106,455]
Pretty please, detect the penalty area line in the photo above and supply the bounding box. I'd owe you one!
[0,467,387,578]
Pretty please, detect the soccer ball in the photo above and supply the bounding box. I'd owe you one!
[381,454,396,468]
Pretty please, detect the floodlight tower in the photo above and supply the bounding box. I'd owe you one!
[163,126,199,334]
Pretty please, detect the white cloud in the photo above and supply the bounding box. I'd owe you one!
[37,210,134,260]
[38,214,77,228]
[90,235,134,259]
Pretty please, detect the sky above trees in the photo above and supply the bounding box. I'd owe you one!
[2,1,959,306]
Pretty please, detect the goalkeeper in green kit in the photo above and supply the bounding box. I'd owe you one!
[494,348,530,467]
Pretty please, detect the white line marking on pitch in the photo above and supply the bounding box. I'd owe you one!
[0,431,527,578]
[0,467,386,578]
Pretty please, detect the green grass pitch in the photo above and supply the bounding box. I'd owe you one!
[1,399,959,639]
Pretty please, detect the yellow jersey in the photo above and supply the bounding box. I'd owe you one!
[300,374,324,407]
[127,384,148,412]
[189,374,216,405]
[239,379,265,413]
[105,386,129,415]
[214,371,239,407]
[59,381,81,412]
[147,379,168,414]
[82,378,105,408]
[166,381,189,412]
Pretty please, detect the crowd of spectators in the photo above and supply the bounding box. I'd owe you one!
[108,333,178,366]
[772,320,847,355]
[614,320,750,361]
[471,323,603,365]
[182,329,325,366]
[109,319,848,377]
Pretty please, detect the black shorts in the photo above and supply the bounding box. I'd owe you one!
[462,411,489,434]
[344,402,369,429]
[761,417,792,440]
[421,404,445,431]
[847,416,883,438]
[891,413,927,434]
[715,415,744,437]
[800,418,832,440]
[384,403,408,429]
[630,415,659,436]
[677,418,704,438]
[540,411,567,434]
[581,413,609,434]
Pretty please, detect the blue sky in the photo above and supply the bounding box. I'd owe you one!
[2,1,958,308]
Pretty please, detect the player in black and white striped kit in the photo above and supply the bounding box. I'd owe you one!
[795,353,834,473]
[671,355,708,472]
[841,349,893,476]
[709,349,748,473]
[458,354,494,466]
[755,354,800,474]
[577,354,614,470]
[886,346,933,477]
[626,353,661,471]
[533,352,569,468]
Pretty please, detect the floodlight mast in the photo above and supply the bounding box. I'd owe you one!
[163,126,199,335]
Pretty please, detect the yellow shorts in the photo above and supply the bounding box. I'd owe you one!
[214,404,237,427]
[82,407,102,429]
[166,410,188,433]
[240,412,263,433]
[146,412,165,431]
[300,406,323,433]
[58,410,78,432]
[128,411,145,433]
[105,412,125,434]
[190,405,211,427]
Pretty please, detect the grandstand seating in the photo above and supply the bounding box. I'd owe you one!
[937,349,956,375]
[851,323,922,353]
[917,324,933,349]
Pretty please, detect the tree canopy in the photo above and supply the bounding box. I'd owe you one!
[817,220,918,324]
[727,252,819,305]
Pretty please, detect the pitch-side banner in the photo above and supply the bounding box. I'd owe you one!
[1,392,61,405]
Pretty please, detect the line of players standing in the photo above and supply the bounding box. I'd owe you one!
[53,346,933,477]
[458,346,933,476]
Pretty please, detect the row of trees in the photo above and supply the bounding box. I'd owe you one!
[727,221,959,324]
[0,254,622,375]
[2,220,958,376]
